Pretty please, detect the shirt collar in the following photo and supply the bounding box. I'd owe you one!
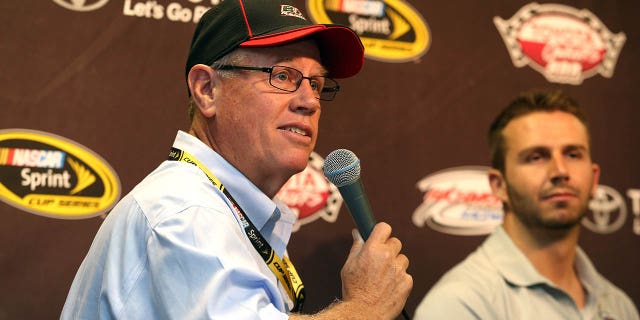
[483,225,549,287]
[484,225,604,296]
[574,247,604,297]
[269,199,298,256]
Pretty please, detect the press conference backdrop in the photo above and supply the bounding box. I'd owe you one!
[1,1,638,318]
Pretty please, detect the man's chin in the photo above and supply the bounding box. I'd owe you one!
[283,158,311,176]
[539,211,585,230]
[542,220,581,230]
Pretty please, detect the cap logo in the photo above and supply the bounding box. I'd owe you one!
[280,5,307,20]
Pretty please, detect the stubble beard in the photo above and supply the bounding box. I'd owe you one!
[505,185,590,231]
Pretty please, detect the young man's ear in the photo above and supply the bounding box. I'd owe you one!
[488,168,508,204]
[187,64,217,117]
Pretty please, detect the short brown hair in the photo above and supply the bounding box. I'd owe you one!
[488,89,589,172]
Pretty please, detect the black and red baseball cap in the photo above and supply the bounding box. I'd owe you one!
[185,0,364,81]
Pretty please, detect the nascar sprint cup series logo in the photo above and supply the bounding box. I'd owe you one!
[494,3,626,85]
[0,129,121,219]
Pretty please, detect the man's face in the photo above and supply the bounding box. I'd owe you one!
[494,111,600,230]
[210,40,324,191]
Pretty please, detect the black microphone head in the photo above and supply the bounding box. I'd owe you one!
[323,149,361,187]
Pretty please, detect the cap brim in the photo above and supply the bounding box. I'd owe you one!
[240,25,364,78]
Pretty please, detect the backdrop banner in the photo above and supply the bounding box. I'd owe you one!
[1,1,637,318]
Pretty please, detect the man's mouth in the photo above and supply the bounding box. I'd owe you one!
[541,190,578,201]
[281,126,309,136]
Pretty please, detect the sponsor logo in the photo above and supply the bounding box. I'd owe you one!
[0,129,121,219]
[583,185,628,234]
[307,0,430,62]
[53,0,110,12]
[281,5,307,20]
[54,0,221,23]
[122,0,218,23]
[233,204,250,228]
[494,3,626,85]
[412,166,503,236]
[276,152,342,231]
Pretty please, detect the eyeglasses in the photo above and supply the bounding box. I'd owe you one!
[212,65,340,101]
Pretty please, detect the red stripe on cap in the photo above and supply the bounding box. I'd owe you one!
[237,0,253,37]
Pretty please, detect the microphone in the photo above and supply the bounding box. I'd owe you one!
[323,149,376,240]
[323,149,412,320]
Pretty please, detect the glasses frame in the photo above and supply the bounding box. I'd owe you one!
[212,64,340,101]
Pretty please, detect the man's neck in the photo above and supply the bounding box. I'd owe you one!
[187,125,288,198]
[502,215,586,307]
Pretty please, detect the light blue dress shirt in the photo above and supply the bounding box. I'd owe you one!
[61,131,298,319]
[414,226,639,320]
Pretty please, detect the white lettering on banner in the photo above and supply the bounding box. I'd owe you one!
[341,0,385,17]
[123,0,165,19]
[628,189,640,235]
[348,14,391,35]
[545,61,582,82]
[122,0,216,23]
[167,3,193,22]
[21,168,72,191]
[9,149,65,169]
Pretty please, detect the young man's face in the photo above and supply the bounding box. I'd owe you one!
[492,111,600,230]
[210,40,326,194]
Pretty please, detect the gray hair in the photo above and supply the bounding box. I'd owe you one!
[188,49,249,120]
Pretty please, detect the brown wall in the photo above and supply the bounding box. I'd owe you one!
[1,1,638,318]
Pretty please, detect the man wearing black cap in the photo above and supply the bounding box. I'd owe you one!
[61,0,412,319]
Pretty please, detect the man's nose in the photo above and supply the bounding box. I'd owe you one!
[549,154,569,185]
[291,80,321,115]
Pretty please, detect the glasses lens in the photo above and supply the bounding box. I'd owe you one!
[319,78,339,101]
[269,66,300,92]
[269,66,339,101]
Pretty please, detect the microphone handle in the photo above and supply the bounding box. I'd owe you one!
[338,180,412,320]
[338,179,376,240]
